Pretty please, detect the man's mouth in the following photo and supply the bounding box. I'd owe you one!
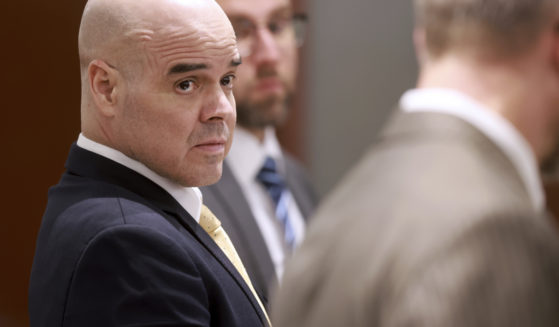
[195,138,227,153]
[255,77,283,93]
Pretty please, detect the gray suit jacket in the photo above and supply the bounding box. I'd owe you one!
[273,111,559,327]
[201,153,317,308]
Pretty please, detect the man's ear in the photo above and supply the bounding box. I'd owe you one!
[88,59,120,117]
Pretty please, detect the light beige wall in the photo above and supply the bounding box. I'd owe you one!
[306,0,418,196]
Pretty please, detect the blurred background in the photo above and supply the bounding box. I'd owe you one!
[0,0,417,325]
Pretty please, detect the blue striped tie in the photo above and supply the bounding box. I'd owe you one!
[256,156,295,250]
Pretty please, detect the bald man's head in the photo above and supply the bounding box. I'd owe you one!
[77,0,235,129]
[79,0,137,80]
[77,0,240,187]
[78,0,231,81]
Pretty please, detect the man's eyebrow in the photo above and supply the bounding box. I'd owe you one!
[270,6,293,19]
[231,58,242,67]
[168,63,208,75]
[167,59,240,75]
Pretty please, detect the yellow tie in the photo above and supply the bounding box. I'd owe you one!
[199,205,271,326]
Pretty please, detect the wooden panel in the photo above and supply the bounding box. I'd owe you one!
[1,1,87,325]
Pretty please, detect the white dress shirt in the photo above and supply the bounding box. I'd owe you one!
[226,127,306,279]
[77,134,203,222]
[400,88,544,212]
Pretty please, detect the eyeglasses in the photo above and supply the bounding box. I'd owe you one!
[230,13,308,58]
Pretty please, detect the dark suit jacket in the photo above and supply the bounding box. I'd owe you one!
[29,144,268,327]
[273,111,559,327]
[200,154,317,307]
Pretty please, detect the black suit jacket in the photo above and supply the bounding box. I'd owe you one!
[29,144,268,327]
[200,154,317,307]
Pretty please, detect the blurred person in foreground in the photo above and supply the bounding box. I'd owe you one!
[201,0,318,307]
[28,0,270,325]
[273,0,559,326]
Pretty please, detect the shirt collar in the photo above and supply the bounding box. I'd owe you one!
[77,134,202,222]
[400,88,544,212]
[227,126,284,185]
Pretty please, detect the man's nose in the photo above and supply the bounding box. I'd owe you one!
[250,28,281,64]
[201,87,235,122]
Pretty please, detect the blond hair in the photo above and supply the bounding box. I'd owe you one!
[414,0,557,58]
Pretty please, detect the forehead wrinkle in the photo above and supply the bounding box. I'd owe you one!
[146,27,200,48]
[141,31,199,74]
[157,38,239,61]
[146,34,202,55]
[137,17,237,75]
[126,28,155,42]
[147,25,236,52]
[147,32,238,71]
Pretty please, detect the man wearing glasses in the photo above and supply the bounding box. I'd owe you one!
[201,0,317,309]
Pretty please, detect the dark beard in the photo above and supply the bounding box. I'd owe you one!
[236,93,292,129]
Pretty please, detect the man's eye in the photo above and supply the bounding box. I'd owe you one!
[268,18,290,35]
[177,80,196,93]
[221,75,235,88]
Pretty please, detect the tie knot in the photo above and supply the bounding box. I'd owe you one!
[199,205,221,234]
[261,156,278,173]
[256,156,286,190]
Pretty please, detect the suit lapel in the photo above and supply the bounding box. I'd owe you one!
[204,162,276,299]
[283,155,316,220]
[168,207,269,325]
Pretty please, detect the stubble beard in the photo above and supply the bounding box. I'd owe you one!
[236,92,292,129]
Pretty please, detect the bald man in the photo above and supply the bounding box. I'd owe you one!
[28,0,269,326]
